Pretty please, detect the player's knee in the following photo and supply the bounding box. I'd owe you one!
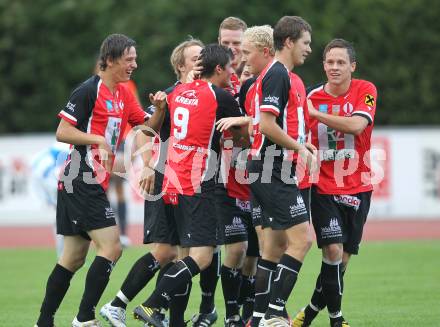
[59,255,86,272]
[226,243,247,263]
[100,242,123,262]
[153,247,177,266]
[192,253,212,271]
[323,244,343,262]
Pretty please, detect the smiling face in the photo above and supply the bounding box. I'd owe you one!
[109,46,137,83]
[217,60,234,88]
[179,45,203,81]
[241,38,271,75]
[219,28,244,69]
[291,30,312,66]
[323,47,356,86]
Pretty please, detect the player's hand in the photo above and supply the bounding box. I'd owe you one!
[307,99,319,118]
[139,165,155,195]
[299,143,318,171]
[149,91,167,111]
[216,116,251,132]
[97,137,114,172]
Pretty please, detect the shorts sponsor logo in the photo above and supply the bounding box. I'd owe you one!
[252,205,262,221]
[321,217,343,239]
[105,207,115,219]
[333,194,361,210]
[289,195,307,218]
[236,198,251,212]
[225,216,246,237]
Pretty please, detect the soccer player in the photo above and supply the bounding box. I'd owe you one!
[132,44,244,327]
[292,38,377,327]
[247,16,316,327]
[99,38,203,327]
[190,17,248,327]
[34,34,166,327]
[216,24,276,325]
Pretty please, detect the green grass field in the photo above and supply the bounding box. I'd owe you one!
[1,241,439,327]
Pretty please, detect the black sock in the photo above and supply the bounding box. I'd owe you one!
[304,273,325,323]
[238,275,255,322]
[117,201,127,235]
[221,265,242,318]
[199,250,220,313]
[37,264,74,327]
[251,259,277,327]
[321,261,343,323]
[156,262,174,288]
[143,256,200,310]
[77,256,115,322]
[265,254,302,319]
[169,280,192,327]
[111,252,160,309]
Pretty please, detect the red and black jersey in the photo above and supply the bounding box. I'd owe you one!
[251,60,307,163]
[308,79,377,194]
[58,75,148,190]
[162,80,242,195]
[217,77,258,201]
[225,72,241,96]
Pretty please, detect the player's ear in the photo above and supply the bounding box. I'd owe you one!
[351,61,356,73]
[215,64,223,75]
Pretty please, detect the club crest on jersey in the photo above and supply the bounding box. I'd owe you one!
[365,94,375,106]
[343,102,354,115]
[105,100,113,111]
[318,104,328,113]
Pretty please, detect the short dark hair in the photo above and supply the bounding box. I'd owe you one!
[99,34,136,71]
[273,16,312,51]
[323,38,356,63]
[199,44,233,78]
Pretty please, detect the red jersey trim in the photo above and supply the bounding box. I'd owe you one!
[58,111,78,125]
[260,105,280,116]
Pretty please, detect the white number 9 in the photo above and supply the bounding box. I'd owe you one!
[173,107,189,140]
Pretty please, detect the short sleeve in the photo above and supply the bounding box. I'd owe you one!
[125,86,148,126]
[351,81,377,125]
[58,83,94,126]
[260,65,290,117]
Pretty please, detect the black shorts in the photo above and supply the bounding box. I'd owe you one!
[216,186,260,257]
[56,177,116,240]
[143,173,179,245]
[310,186,372,255]
[170,190,218,248]
[300,186,311,221]
[248,160,309,230]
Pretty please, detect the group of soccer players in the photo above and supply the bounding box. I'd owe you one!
[34,13,377,327]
